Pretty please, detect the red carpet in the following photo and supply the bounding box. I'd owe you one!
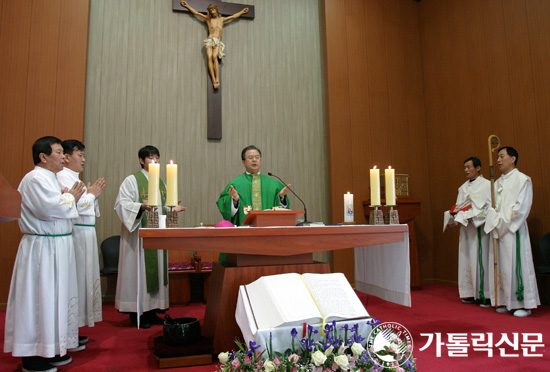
[0,285,548,371]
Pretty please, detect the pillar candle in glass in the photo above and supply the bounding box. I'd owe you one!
[370,166,381,206]
[385,166,396,206]
[344,192,354,222]
[147,161,160,206]
[166,160,178,206]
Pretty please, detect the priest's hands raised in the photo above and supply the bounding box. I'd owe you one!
[229,185,239,202]
[279,184,292,198]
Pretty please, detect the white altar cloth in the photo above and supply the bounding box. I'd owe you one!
[354,229,411,307]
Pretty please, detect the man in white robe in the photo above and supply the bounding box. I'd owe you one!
[485,146,540,317]
[57,140,106,346]
[4,136,85,372]
[444,157,492,306]
[114,145,186,328]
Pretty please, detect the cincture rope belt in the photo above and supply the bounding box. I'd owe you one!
[477,227,486,303]
[74,224,96,227]
[515,231,524,301]
[27,232,72,237]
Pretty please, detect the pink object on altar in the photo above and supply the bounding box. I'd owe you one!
[215,220,235,228]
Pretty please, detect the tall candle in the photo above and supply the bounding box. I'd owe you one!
[385,166,396,206]
[370,166,381,206]
[344,192,354,222]
[148,161,160,206]
[166,160,178,206]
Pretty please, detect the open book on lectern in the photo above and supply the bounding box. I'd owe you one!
[243,272,370,330]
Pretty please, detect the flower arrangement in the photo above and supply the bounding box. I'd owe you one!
[216,319,416,372]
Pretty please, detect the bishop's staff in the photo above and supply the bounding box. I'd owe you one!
[487,134,500,306]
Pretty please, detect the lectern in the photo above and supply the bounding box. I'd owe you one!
[0,172,21,224]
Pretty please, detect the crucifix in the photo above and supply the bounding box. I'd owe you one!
[173,0,255,140]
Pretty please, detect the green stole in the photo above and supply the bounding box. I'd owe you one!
[134,171,168,293]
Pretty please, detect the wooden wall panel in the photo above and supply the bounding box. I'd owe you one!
[0,0,90,307]
[421,0,550,285]
[326,0,432,284]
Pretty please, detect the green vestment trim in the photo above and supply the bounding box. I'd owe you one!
[134,171,168,293]
[515,230,524,302]
[27,232,72,237]
[477,227,486,302]
[74,223,95,227]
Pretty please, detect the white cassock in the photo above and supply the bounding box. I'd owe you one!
[57,167,102,327]
[4,166,79,357]
[114,169,169,315]
[444,176,492,300]
[484,168,540,310]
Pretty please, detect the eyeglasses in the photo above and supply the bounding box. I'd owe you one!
[245,155,261,160]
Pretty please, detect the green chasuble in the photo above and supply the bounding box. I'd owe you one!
[134,171,168,293]
[216,173,289,226]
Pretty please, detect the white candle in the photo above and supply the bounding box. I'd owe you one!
[148,161,160,206]
[166,160,178,206]
[385,166,396,206]
[344,192,354,222]
[370,166,381,206]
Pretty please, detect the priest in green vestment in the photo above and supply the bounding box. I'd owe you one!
[216,145,291,226]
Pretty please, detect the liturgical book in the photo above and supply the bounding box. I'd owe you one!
[242,272,369,330]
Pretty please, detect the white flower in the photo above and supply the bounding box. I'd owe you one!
[338,344,348,355]
[351,342,365,357]
[334,354,349,370]
[311,350,327,366]
[218,352,229,364]
[263,360,276,372]
[325,345,334,356]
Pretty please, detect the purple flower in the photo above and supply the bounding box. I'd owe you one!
[291,328,298,338]
[246,341,261,355]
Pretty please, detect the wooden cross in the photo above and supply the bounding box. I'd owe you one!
[173,0,255,140]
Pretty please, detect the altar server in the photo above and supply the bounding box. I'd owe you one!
[58,140,105,346]
[4,136,84,371]
[114,145,186,328]
[484,146,540,317]
[444,157,492,306]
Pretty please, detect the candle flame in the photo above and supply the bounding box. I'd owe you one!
[388,166,392,169]
[347,191,351,194]
[373,165,377,169]
[170,160,174,164]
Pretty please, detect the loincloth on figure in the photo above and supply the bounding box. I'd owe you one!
[204,37,226,59]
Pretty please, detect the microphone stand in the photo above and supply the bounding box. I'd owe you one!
[268,172,310,226]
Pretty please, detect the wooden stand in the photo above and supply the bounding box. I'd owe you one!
[242,209,305,227]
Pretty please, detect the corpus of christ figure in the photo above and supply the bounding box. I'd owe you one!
[180,1,249,89]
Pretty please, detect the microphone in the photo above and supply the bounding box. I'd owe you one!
[268,172,310,226]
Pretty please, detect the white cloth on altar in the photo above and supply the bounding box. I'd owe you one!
[443,176,492,300]
[114,169,169,315]
[354,229,411,307]
[235,286,373,354]
[4,166,79,357]
[57,167,102,327]
[484,168,540,310]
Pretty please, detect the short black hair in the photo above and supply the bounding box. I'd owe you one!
[61,139,85,156]
[464,156,481,168]
[32,136,62,165]
[241,145,262,160]
[138,145,160,168]
[498,146,518,166]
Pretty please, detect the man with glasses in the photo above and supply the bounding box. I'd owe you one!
[216,145,291,226]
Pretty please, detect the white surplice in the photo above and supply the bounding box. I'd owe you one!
[484,168,540,310]
[443,176,492,300]
[114,169,169,315]
[57,167,102,327]
[4,166,79,357]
